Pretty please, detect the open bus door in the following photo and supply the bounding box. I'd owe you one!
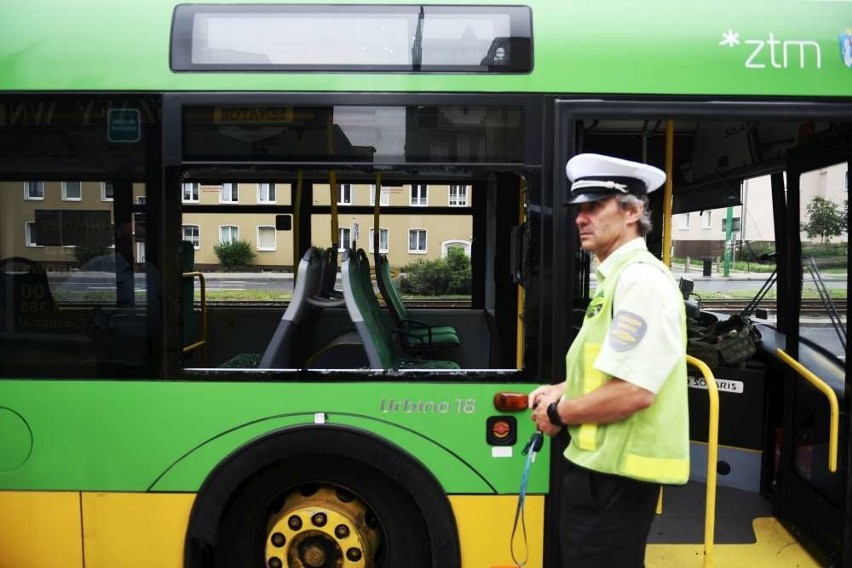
[774,128,851,567]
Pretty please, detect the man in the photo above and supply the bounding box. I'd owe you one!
[530,153,689,567]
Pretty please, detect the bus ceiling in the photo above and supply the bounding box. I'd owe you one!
[578,117,845,214]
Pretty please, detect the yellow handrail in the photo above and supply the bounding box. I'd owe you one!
[662,120,674,268]
[182,271,207,366]
[686,354,719,568]
[775,348,839,473]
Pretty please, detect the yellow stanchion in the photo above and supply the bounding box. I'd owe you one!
[776,348,839,472]
[686,355,719,568]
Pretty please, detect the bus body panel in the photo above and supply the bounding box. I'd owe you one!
[0,0,849,96]
[0,490,544,568]
[0,380,548,494]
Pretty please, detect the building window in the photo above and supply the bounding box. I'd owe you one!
[449,185,468,207]
[338,184,353,205]
[369,185,390,206]
[678,213,690,230]
[25,222,41,247]
[368,228,390,253]
[62,181,82,201]
[101,182,114,201]
[721,217,742,232]
[220,183,238,203]
[182,182,199,203]
[257,226,277,251]
[702,211,712,230]
[408,229,427,253]
[410,184,428,206]
[338,228,351,252]
[24,181,44,200]
[220,225,239,243]
[182,225,200,249]
[441,240,471,257]
[257,183,275,204]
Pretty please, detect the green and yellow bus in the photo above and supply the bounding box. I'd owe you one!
[0,1,851,567]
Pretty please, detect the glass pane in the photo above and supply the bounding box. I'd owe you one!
[183,105,524,164]
[0,180,152,378]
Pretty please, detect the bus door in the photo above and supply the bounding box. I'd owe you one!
[772,128,851,566]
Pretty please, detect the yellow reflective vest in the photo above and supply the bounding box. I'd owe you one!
[563,247,689,485]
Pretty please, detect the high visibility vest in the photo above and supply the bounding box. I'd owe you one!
[563,247,689,484]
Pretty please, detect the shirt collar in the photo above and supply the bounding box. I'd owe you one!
[594,237,648,282]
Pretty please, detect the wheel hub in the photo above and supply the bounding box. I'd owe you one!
[265,485,381,568]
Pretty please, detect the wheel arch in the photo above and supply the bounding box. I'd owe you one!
[184,423,461,568]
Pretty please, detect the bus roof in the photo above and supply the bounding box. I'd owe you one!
[1,0,851,97]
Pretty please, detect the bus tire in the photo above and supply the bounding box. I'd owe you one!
[184,425,461,568]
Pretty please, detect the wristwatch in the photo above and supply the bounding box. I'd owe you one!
[547,400,565,426]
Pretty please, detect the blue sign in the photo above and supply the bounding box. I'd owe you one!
[842,32,852,69]
[107,108,141,143]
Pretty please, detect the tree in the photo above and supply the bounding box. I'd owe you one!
[803,197,846,243]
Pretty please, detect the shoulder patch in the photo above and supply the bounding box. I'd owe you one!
[608,310,647,351]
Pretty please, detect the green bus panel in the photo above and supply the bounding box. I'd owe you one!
[0,380,548,495]
[0,0,850,96]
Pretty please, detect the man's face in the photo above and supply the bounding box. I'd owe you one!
[574,196,640,260]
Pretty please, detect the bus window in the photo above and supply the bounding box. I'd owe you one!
[0,96,159,378]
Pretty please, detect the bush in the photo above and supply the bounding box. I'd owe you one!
[399,248,471,296]
[213,240,256,271]
[737,242,775,263]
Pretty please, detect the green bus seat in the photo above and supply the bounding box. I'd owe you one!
[374,252,460,351]
[342,248,459,370]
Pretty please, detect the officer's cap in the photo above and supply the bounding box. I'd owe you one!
[565,153,666,205]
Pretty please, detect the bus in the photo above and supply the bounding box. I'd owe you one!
[0,1,850,567]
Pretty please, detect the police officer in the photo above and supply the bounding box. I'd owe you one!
[530,153,689,567]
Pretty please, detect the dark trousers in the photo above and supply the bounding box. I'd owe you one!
[560,463,660,568]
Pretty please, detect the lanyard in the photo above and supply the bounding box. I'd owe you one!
[511,431,543,567]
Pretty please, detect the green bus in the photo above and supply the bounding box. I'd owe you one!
[0,1,850,566]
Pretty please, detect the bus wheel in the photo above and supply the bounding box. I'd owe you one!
[215,456,432,568]
[185,426,460,568]
[265,484,381,567]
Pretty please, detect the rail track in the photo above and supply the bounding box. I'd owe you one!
[695,298,846,317]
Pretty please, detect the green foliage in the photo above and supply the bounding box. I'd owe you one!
[803,197,846,243]
[399,248,471,296]
[213,239,256,271]
[736,242,775,263]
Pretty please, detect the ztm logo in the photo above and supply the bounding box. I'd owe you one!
[719,30,822,69]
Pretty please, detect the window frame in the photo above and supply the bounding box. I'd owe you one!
[182,182,200,203]
[257,182,276,204]
[408,228,428,254]
[24,181,44,200]
[410,184,428,206]
[62,181,82,201]
[219,224,240,243]
[448,184,468,207]
[368,227,390,253]
[220,182,239,203]
[182,224,201,249]
[257,225,277,251]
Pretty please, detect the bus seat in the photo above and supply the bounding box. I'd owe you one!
[374,252,460,351]
[259,247,325,368]
[342,249,459,370]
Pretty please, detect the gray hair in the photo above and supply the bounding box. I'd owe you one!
[615,194,653,236]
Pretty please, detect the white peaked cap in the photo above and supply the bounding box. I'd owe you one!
[565,153,666,205]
